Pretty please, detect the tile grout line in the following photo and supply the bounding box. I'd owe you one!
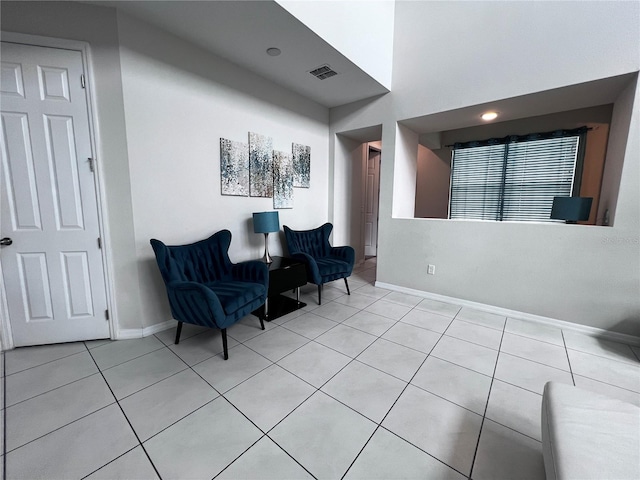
[3,348,86,378]
[214,432,317,480]
[5,342,176,411]
[467,321,507,480]
[442,332,501,352]
[274,299,407,394]
[504,329,566,348]
[561,330,576,386]
[209,374,316,478]
[4,400,117,456]
[115,366,190,403]
[564,344,640,368]
[153,336,319,479]
[497,350,573,374]
[218,295,403,478]
[300,300,443,424]
[4,369,99,410]
[92,343,167,372]
[98,347,191,402]
[83,342,164,480]
[264,437,319,480]
[341,319,468,480]
[80,445,141,480]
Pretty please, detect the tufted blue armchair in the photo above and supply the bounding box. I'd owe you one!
[283,223,355,305]
[150,230,268,360]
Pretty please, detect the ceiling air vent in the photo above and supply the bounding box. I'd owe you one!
[309,64,338,80]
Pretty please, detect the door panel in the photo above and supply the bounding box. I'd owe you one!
[38,65,71,101]
[1,112,42,230]
[17,252,54,321]
[1,42,109,346]
[61,251,94,318]
[44,114,85,229]
[1,62,25,97]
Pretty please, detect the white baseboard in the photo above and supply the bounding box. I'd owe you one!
[375,281,640,347]
[116,320,175,340]
[115,328,143,340]
[143,320,175,336]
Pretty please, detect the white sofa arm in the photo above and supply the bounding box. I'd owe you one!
[541,382,640,480]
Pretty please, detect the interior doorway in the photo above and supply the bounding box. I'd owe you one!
[333,125,382,271]
[363,146,381,258]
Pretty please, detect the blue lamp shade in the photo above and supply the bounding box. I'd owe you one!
[253,211,280,234]
[550,197,593,222]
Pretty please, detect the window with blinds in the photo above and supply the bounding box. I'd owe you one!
[449,129,584,222]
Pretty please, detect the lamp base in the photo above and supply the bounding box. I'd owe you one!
[262,233,273,264]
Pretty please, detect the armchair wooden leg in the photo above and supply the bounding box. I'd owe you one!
[259,304,266,330]
[344,278,351,295]
[175,322,183,344]
[222,328,229,360]
[318,284,322,305]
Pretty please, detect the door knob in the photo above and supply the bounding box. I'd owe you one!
[0,237,13,246]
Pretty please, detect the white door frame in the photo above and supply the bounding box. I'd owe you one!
[0,32,117,350]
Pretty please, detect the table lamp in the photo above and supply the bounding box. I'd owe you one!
[253,211,279,263]
[550,197,593,224]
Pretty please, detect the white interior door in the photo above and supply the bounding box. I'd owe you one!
[364,147,380,257]
[1,41,109,346]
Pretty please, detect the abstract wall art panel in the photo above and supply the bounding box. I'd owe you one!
[220,138,249,196]
[249,132,273,197]
[292,143,311,188]
[273,150,293,209]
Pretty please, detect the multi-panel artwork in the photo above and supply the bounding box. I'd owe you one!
[220,132,309,209]
[273,151,293,209]
[249,132,273,198]
[220,138,249,196]
[292,143,311,188]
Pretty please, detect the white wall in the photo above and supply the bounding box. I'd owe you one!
[599,80,638,226]
[331,135,363,255]
[392,124,417,218]
[1,1,144,331]
[117,14,330,329]
[415,146,450,219]
[392,1,639,120]
[331,1,640,336]
[278,0,394,89]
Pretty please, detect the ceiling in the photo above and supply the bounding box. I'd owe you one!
[86,0,389,108]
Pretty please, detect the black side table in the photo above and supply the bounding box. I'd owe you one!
[263,256,307,321]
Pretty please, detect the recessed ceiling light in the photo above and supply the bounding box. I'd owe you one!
[266,47,281,57]
[481,111,498,121]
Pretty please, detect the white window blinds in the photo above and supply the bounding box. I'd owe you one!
[449,133,581,222]
[449,144,505,220]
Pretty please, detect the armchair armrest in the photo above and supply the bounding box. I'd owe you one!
[231,260,269,287]
[166,281,225,328]
[330,246,355,270]
[290,252,321,284]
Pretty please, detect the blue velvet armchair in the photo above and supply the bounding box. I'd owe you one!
[283,223,355,304]
[150,230,268,360]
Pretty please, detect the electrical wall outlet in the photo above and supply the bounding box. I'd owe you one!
[427,264,436,275]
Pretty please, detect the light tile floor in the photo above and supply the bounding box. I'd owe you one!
[2,257,640,479]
